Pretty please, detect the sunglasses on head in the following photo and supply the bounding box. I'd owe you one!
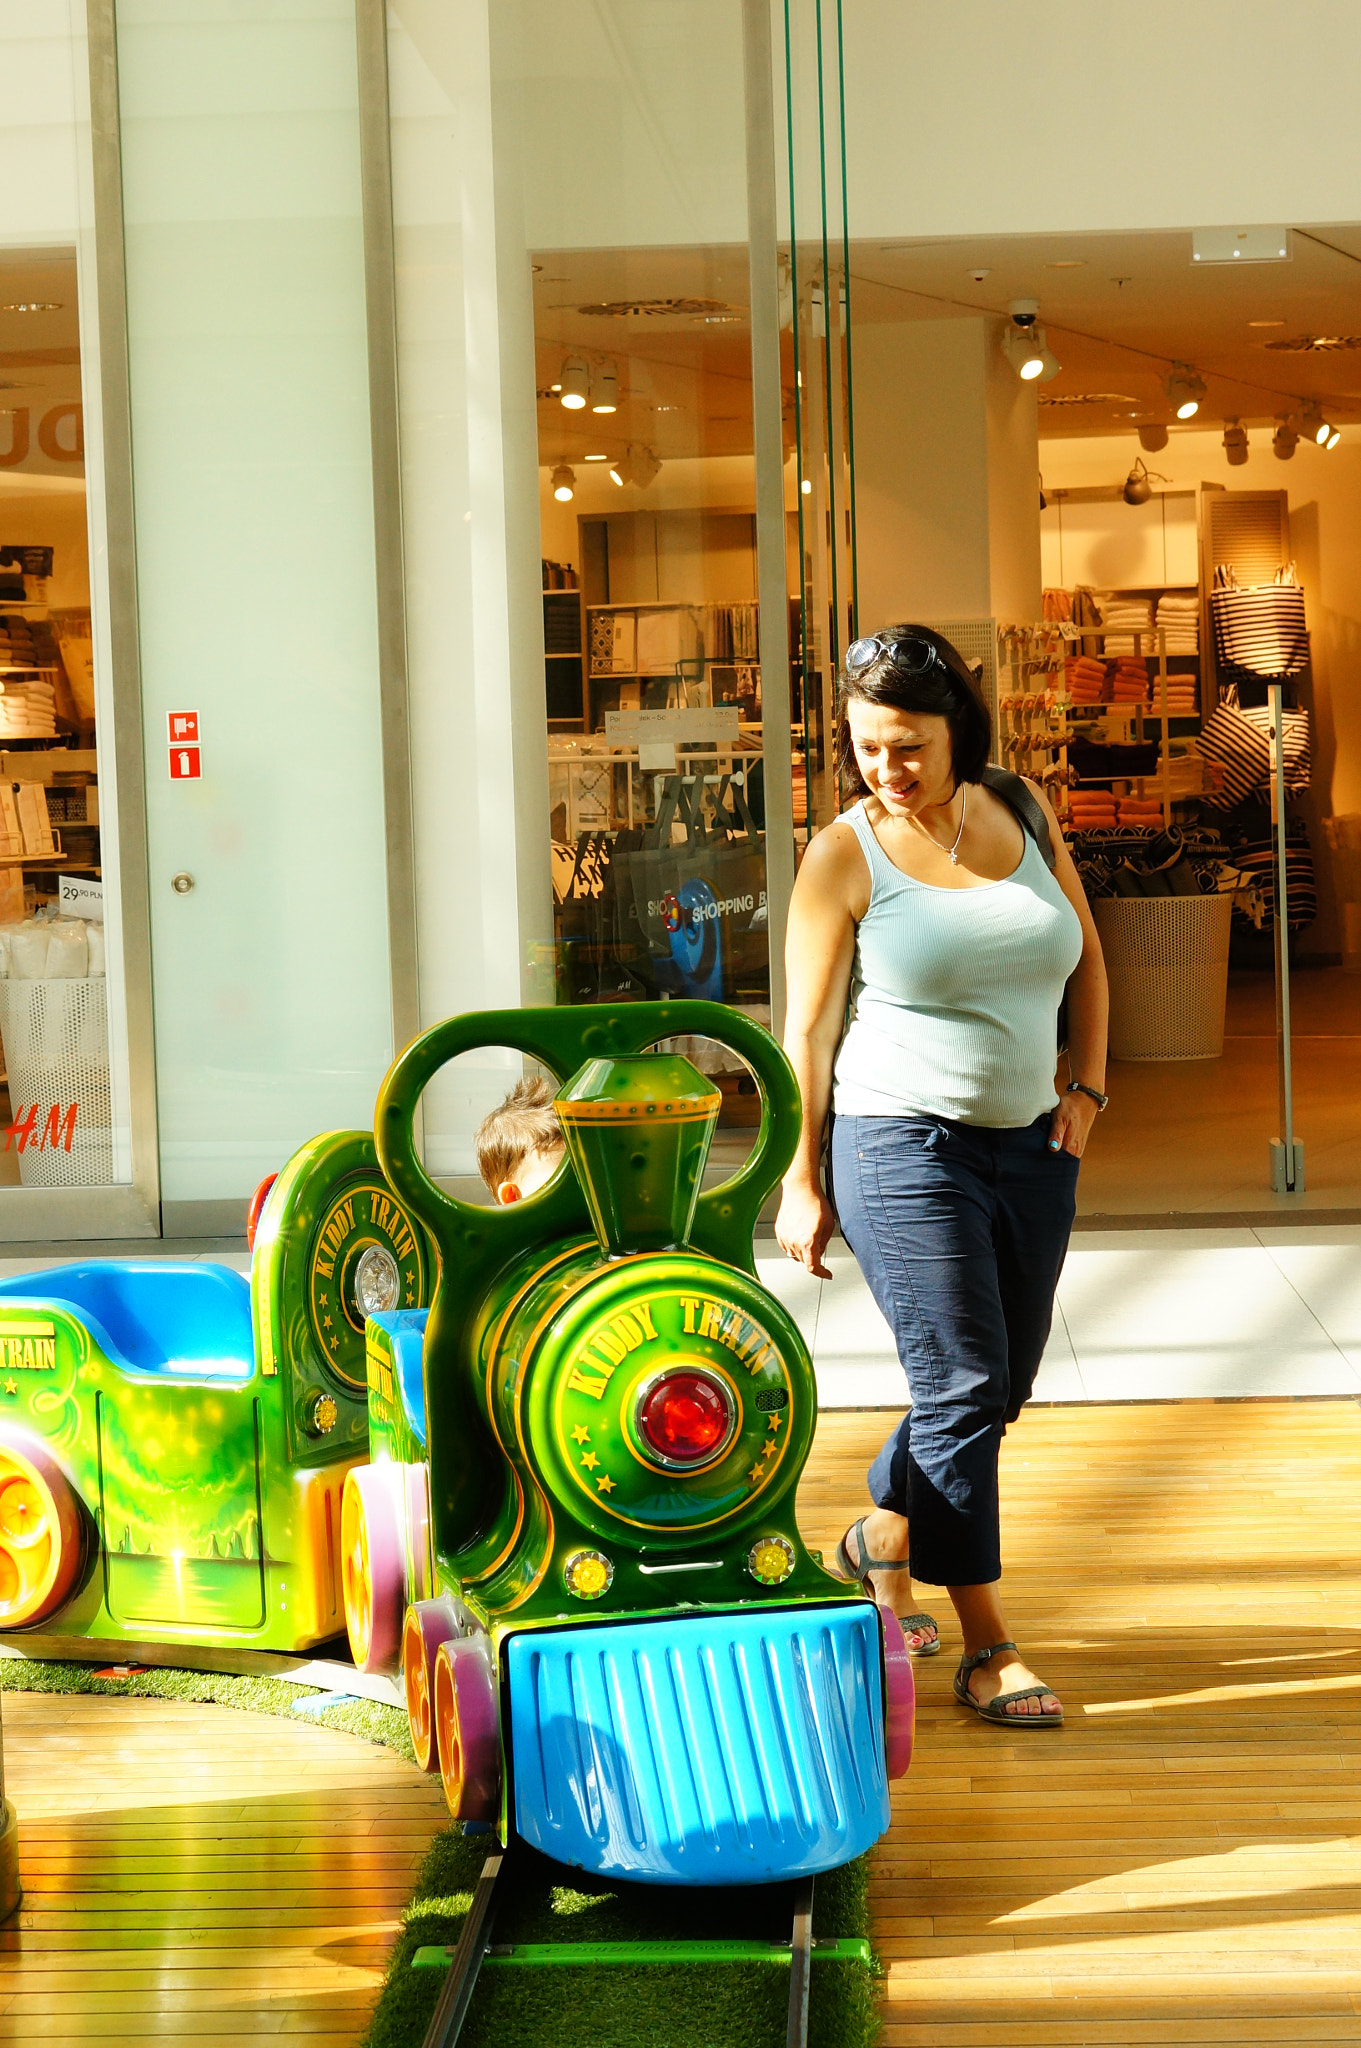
[844,630,943,680]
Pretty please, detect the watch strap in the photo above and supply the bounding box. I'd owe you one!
[1067,1080,1108,1111]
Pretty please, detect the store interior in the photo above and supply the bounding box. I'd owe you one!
[533,221,1361,1212]
[0,249,108,1189]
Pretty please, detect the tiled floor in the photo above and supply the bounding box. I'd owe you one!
[756,1225,1361,1408]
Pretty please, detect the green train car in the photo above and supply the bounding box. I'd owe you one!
[0,1133,434,1650]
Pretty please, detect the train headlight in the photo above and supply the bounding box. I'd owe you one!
[353,1244,400,1319]
[635,1369,736,1468]
[746,1535,795,1586]
[564,1549,613,1600]
[308,1393,338,1436]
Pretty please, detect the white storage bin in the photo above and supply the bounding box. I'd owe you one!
[1094,894,1234,1061]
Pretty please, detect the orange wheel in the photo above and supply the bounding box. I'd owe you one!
[0,1435,82,1628]
[432,1634,500,1822]
[403,1600,456,1774]
[340,1466,404,1672]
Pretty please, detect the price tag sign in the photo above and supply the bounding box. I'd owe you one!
[169,746,202,781]
[59,875,104,916]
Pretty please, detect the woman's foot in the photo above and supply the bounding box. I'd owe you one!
[837,1511,939,1653]
[962,1644,1061,1719]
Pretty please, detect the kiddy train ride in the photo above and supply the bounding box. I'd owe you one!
[0,1131,435,1650]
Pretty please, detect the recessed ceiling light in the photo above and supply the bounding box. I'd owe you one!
[1249,319,1285,328]
[1044,260,1086,269]
[0,301,61,314]
[584,453,609,461]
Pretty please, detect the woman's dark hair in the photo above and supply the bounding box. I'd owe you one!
[835,623,992,802]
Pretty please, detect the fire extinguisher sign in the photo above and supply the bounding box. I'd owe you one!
[168,713,201,781]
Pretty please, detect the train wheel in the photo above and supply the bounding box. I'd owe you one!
[879,1605,916,1779]
[402,1600,457,1774]
[432,1635,500,1823]
[0,1436,82,1629]
[340,1466,404,1672]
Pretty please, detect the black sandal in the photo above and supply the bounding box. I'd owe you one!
[953,1640,1064,1727]
[835,1518,939,1656]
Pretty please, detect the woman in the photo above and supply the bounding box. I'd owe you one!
[774,625,1108,1727]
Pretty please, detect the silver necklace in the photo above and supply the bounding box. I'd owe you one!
[918,784,966,863]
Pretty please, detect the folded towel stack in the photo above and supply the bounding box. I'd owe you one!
[1110,656,1150,704]
[1154,680,1199,716]
[1097,594,1153,656]
[1067,792,1119,828]
[1117,797,1165,826]
[1065,654,1107,704]
[0,677,56,738]
[1155,590,1199,654]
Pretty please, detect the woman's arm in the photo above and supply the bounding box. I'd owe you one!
[1025,777,1109,1160]
[774,825,864,1276]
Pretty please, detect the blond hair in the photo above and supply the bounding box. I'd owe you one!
[473,1073,563,1194]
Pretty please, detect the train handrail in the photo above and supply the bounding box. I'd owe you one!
[374,1000,800,1277]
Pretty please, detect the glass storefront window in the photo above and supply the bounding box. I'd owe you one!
[0,3,127,1195]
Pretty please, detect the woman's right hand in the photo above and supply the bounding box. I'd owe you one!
[775,1179,836,1279]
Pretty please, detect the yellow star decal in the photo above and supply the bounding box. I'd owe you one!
[322,1314,332,1329]
[580,1451,599,1471]
[329,1337,339,1352]
[748,1463,764,1484]
[405,1270,415,1285]
[571,1425,591,1445]
[596,1473,615,1494]
[405,1290,415,1305]
[767,1414,784,1432]
[319,1294,328,1307]
[760,1440,777,1459]
[2,1378,15,1396]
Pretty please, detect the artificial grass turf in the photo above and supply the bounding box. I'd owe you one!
[363,1826,879,2048]
[0,1656,415,1761]
[1,1658,878,2045]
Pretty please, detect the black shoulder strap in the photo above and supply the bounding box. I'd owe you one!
[981,765,1057,872]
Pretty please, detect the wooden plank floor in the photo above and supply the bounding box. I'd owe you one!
[798,1399,1361,2046]
[0,1691,447,2044]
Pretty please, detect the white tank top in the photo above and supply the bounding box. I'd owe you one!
[832,798,1084,1127]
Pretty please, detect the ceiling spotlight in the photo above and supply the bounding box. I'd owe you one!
[559,358,590,409]
[1122,457,1167,506]
[608,445,661,490]
[1325,424,1341,450]
[591,364,618,414]
[1137,423,1169,452]
[801,477,812,495]
[1003,299,1057,382]
[1272,418,1298,460]
[1165,364,1206,419]
[1223,419,1249,466]
[551,463,575,502]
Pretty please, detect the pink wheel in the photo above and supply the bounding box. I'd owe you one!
[879,1605,916,1779]
[340,1465,404,1672]
[403,1599,457,1774]
[433,1634,501,1823]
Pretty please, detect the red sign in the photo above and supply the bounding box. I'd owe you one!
[168,710,199,743]
[169,745,202,781]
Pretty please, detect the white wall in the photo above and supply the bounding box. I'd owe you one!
[117,0,391,1214]
[0,0,82,248]
[1043,425,1361,956]
[854,316,1040,629]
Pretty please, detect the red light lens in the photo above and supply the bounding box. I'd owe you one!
[637,1371,732,1465]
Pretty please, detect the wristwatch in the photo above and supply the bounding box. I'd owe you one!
[1067,1080,1109,1112]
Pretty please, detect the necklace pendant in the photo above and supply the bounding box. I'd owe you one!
[948,849,959,865]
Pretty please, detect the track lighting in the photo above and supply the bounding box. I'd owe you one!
[1002,300,1060,383]
[1137,424,1169,453]
[551,463,575,502]
[1223,420,1249,466]
[608,445,661,489]
[591,364,618,414]
[1165,365,1206,419]
[1301,403,1340,449]
[1272,418,1298,460]
[559,358,590,409]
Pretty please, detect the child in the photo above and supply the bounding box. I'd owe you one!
[474,1074,565,1205]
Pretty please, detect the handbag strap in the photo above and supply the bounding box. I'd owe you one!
[981,765,1056,872]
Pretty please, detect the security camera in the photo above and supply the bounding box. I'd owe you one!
[1008,298,1040,328]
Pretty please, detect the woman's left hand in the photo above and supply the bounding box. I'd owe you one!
[1047,1089,1099,1159]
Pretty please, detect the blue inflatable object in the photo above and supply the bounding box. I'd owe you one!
[507,1601,890,1884]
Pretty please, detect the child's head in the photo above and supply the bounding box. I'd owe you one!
[474,1073,565,1205]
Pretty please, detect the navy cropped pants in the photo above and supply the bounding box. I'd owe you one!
[830,1112,1079,1587]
